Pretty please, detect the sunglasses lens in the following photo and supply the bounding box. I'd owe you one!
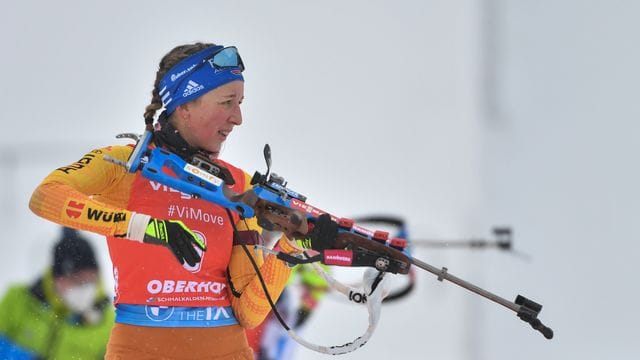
[211,47,244,70]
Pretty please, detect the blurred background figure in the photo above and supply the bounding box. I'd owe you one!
[0,227,114,359]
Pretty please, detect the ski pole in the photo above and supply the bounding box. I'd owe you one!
[412,227,512,250]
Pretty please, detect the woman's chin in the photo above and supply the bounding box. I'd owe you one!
[203,146,221,159]
[200,143,222,156]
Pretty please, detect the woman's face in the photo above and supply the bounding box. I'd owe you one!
[174,80,244,157]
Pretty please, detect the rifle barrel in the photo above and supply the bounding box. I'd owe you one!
[410,256,519,312]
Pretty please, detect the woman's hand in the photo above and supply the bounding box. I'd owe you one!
[143,218,207,266]
[295,214,339,251]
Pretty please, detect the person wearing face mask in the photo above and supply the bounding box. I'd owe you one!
[0,227,114,359]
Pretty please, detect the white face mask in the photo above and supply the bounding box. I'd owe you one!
[61,283,97,313]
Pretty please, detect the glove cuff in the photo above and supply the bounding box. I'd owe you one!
[127,212,152,242]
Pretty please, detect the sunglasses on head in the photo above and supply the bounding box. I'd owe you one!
[172,46,244,88]
[206,46,245,72]
[175,45,244,84]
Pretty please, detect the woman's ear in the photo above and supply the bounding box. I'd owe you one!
[174,104,191,124]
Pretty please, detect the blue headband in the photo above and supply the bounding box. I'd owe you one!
[158,45,244,116]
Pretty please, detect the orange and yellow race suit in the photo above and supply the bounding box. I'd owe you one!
[30,144,298,359]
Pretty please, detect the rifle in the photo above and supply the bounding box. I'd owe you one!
[105,131,554,341]
[348,219,522,303]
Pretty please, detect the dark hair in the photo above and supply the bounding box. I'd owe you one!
[52,227,98,277]
[143,42,215,130]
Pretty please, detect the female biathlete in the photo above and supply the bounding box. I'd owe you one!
[29,42,331,359]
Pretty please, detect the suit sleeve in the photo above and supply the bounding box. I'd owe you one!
[227,173,301,329]
[29,146,137,237]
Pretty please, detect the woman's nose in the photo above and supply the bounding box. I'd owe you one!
[230,105,242,125]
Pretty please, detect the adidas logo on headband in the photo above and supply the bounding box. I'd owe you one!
[183,80,204,98]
